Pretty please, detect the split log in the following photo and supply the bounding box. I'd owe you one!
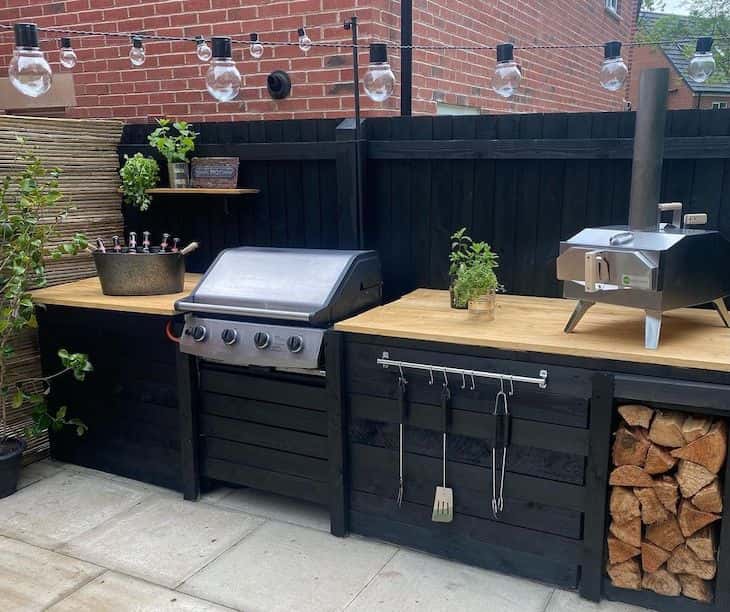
[678,500,720,538]
[608,536,641,565]
[654,476,680,515]
[667,544,717,580]
[610,487,641,523]
[641,568,681,597]
[607,558,642,590]
[641,541,671,573]
[671,421,728,474]
[682,416,713,443]
[634,487,670,525]
[612,427,651,467]
[678,574,714,603]
[618,404,654,429]
[692,480,723,514]
[676,460,717,498]
[646,516,685,552]
[649,411,686,448]
[644,444,677,475]
[609,465,654,488]
[687,526,716,562]
[610,518,642,548]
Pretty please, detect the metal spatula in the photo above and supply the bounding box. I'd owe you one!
[432,378,453,523]
[396,371,408,507]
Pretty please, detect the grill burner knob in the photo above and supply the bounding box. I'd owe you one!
[191,325,207,342]
[253,331,270,349]
[221,328,238,345]
[286,335,304,353]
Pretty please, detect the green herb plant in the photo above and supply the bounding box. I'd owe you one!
[147,118,198,163]
[1,140,92,448]
[119,153,160,211]
[449,227,503,308]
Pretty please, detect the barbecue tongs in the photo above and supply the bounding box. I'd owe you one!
[491,377,513,518]
[396,368,408,507]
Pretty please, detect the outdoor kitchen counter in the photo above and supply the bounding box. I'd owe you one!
[335,289,730,372]
[31,273,202,315]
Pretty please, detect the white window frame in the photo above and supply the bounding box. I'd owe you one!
[712,101,728,110]
[605,0,619,14]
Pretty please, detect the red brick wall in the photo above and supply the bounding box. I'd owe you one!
[0,0,638,122]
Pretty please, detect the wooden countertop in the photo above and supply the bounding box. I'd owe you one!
[335,289,730,373]
[31,274,202,316]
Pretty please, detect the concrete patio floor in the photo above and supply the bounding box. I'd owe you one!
[0,460,653,612]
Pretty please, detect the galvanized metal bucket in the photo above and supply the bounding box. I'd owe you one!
[93,251,185,295]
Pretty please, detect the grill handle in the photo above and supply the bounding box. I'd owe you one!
[175,300,312,321]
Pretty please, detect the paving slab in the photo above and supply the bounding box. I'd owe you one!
[60,494,264,588]
[545,590,656,612]
[181,520,397,612]
[214,488,330,532]
[17,459,65,490]
[48,571,233,611]
[0,535,102,612]
[345,548,553,612]
[0,471,149,548]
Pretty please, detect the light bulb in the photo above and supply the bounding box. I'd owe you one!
[491,43,521,98]
[59,37,77,69]
[250,33,264,59]
[688,36,715,83]
[129,35,145,66]
[363,43,395,102]
[8,23,52,98]
[298,28,312,53]
[195,35,212,62]
[206,37,241,102]
[599,41,628,91]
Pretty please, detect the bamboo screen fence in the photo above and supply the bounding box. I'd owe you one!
[1,115,124,461]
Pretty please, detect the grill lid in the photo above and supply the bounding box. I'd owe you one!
[176,247,381,325]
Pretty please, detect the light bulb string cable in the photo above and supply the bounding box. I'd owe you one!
[0,22,728,52]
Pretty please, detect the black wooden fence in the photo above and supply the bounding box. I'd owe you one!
[119,109,730,300]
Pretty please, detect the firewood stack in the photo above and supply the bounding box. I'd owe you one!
[606,405,727,603]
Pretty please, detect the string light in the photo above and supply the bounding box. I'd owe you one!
[492,43,521,98]
[8,23,52,98]
[59,37,77,69]
[298,28,312,53]
[129,35,145,66]
[599,41,628,91]
[206,36,241,102]
[688,36,715,83]
[195,35,212,62]
[363,43,395,102]
[249,33,264,59]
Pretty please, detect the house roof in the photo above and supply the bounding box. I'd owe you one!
[639,11,730,95]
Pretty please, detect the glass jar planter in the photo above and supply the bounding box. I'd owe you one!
[449,275,467,309]
[468,290,496,321]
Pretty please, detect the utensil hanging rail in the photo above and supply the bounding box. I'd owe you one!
[376,354,548,389]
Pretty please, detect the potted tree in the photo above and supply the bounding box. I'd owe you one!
[450,228,502,319]
[0,143,92,498]
[119,153,160,211]
[147,118,198,188]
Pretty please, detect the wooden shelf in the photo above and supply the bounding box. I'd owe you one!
[145,187,259,195]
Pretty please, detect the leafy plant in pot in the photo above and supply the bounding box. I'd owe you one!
[147,118,198,188]
[449,228,503,317]
[0,143,92,498]
[119,153,160,211]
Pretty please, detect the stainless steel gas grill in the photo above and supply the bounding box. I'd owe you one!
[176,247,381,370]
[556,68,730,349]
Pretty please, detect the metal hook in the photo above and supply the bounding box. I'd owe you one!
[499,377,505,395]
[508,375,514,396]
[442,369,449,386]
[428,368,434,385]
[398,363,406,383]
[469,370,476,391]
[460,371,466,389]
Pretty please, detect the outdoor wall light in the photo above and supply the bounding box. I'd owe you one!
[59,37,77,69]
[491,43,521,98]
[206,36,241,102]
[249,33,264,59]
[129,35,146,66]
[599,41,628,91]
[8,23,52,98]
[195,35,212,62]
[363,43,396,102]
[688,36,715,83]
[298,28,312,53]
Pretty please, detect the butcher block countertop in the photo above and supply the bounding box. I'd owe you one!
[31,274,202,316]
[335,289,730,373]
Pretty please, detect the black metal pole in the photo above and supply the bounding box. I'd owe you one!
[401,0,412,116]
[345,16,363,247]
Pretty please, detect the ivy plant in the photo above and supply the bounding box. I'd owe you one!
[449,228,503,308]
[1,140,92,446]
[147,118,198,163]
[119,153,160,211]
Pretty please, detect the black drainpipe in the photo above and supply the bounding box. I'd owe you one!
[401,0,412,115]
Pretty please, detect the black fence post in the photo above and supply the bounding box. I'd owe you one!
[336,118,367,249]
[177,350,201,501]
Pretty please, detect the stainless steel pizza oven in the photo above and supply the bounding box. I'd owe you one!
[556,68,730,349]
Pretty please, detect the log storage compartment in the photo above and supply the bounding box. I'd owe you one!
[608,404,727,604]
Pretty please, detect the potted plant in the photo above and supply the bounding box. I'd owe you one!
[147,118,198,188]
[450,228,503,318]
[119,153,160,212]
[0,143,92,498]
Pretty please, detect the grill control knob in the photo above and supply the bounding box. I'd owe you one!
[286,335,304,353]
[221,328,238,345]
[191,325,207,342]
[253,331,270,349]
